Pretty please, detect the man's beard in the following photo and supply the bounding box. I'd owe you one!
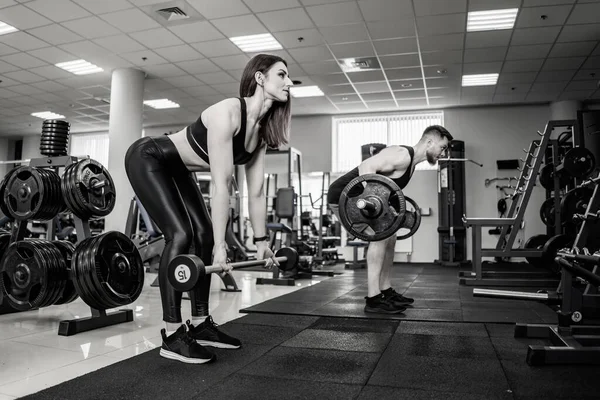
[426,150,437,165]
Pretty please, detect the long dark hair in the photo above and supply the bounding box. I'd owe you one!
[239,54,291,149]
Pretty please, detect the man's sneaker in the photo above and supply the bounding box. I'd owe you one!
[364,294,407,314]
[382,288,415,306]
[159,325,216,364]
[186,316,242,349]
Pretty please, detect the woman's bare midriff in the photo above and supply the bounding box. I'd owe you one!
[166,127,210,172]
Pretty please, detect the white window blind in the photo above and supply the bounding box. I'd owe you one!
[69,132,109,167]
[332,111,444,173]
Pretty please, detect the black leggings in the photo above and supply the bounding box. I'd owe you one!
[124,135,213,323]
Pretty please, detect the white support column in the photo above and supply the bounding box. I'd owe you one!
[104,68,145,233]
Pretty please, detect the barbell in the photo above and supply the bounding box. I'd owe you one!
[168,247,299,291]
[337,174,421,242]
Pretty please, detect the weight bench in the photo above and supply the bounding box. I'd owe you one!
[346,240,368,269]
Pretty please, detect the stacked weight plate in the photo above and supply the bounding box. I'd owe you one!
[40,119,70,157]
[62,159,116,220]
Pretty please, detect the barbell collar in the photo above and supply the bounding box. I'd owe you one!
[356,198,377,212]
[204,256,289,275]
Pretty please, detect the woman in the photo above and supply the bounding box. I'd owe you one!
[124,54,293,364]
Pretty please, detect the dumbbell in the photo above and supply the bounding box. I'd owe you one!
[167,247,299,291]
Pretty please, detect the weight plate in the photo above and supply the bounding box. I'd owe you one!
[563,147,596,178]
[560,187,593,227]
[338,174,406,242]
[524,234,550,268]
[0,167,19,220]
[397,196,422,240]
[539,163,570,190]
[4,167,45,220]
[72,236,106,309]
[274,247,298,272]
[542,234,574,274]
[52,240,78,305]
[71,159,116,218]
[540,198,556,227]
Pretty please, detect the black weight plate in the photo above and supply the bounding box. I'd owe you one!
[62,164,87,220]
[397,196,422,240]
[560,187,593,227]
[274,247,298,272]
[32,240,64,307]
[0,167,19,220]
[542,234,574,274]
[72,159,116,218]
[73,236,107,309]
[40,132,69,138]
[92,231,144,307]
[52,240,78,304]
[338,174,406,241]
[28,240,58,308]
[540,198,556,227]
[4,167,45,221]
[524,234,550,268]
[563,147,596,178]
[40,135,69,141]
[44,240,68,306]
[539,163,570,190]
[39,142,68,148]
[82,235,115,309]
[0,241,50,310]
[42,120,69,127]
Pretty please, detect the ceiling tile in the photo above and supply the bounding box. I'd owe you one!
[335,102,367,112]
[515,5,572,28]
[511,26,562,45]
[120,50,167,66]
[419,34,464,52]
[312,73,349,86]
[359,0,413,21]
[319,24,369,44]
[393,80,423,90]
[142,63,188,78]
[465,31,512,49]
[100,8,162,33]
[187,0,250,19]
[300,60,341,74]
[330,41,375,59]
[154,45,204,63]
[0,4,52,29]
[362,92,393,101]
[463,61,503,74]
[573,69,600,81]
[129,28,185,49]
[177,59,222,75]
[8,84,44,95]
[535,69,576,82]
[495,82,532,94]
[257,8,314,32]
[545,57,586,72]
[4,70,45,83]
[366,20,415,40]
[581,57,600,69]
[26,0,91,22]
[62,16,122,39]
[2,52,47,68]
[468,0,520,11]
[272,29,325,49]
[557,24,600,42]
[565,80,598,91]
[558,90,594,101]
[367,100,398,110]
[393,89,427,99]
[93,35,146,54]
[26,24,84,45]
[493,93,527,103]
[414,0,466,16]
[530,81,567,92]
[211,82,240,95]
[330,93,361,103]
[0,87,20,98]
[190,39,243,57]
[164,75,204,88]
[567,2,600,24]
[373,38,417,56]
[306,2,363,27]
[0,43,18,56]
[72,0,134,14]
[463,47,506,63]
[182,85,221,96]
[417,13,466,36]
[211,54,251,70]
[30,80,71,92]
[347,70,385,83]
[549,41,596,58]
[353,81,390,93]
[211,14,267,37]
[243,0,301,13]
[288,46,332,63]
[320,84,354,95]
[169,21,225,43]
[0,59,20,73]
[502,59,544,73]
[506,44,552,60]
[422,50,464,65]
[27,65,73,79]
[462,86,496,96]
[379,53,420,69]
[497,71,538,83]
[0,32,48,51]
[523,0,575,7]
[385,67,423,80]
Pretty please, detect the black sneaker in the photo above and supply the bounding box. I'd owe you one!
[382,288,415,306]
[364,294,407,314]
[186,317,242,349]
[159,325,216,364]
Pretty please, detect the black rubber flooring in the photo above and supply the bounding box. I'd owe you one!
[242,263,559,325]
[21,314,600,400]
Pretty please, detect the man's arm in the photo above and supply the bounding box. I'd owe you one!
[244,143,268,239]
[358,146,411,176]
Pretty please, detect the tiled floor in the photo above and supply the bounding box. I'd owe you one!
[0,269,333,399]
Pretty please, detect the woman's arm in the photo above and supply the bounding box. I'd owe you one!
[244,143,268,240]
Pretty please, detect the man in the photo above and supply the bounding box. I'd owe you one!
[327,125,453,314]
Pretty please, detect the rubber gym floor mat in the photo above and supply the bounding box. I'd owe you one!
[240,264,559,325]
[20,317,600,400]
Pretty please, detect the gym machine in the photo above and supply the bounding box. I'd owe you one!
[461,120,587,286]
[474,173,600,365]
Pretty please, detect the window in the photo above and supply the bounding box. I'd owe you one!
[332,111,444,173]
[69,132,109,167]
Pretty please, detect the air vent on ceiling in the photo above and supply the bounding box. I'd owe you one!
[338,57,381,73]
[156,6,189,22]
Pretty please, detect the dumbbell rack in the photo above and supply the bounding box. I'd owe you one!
[1,155,135,336]
[460,120,577,286]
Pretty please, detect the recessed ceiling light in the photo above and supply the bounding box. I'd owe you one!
[462,73,499,86]
[342,97,348,101]
[467,8,519,32]
[401,83,413,88]
[0,21,17,35]
[229,33,282,52]
[290,85,324,98]
[144,99,180,109]
[32,111,65,120]
[55,59,103,75]
[338,57,380,73]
